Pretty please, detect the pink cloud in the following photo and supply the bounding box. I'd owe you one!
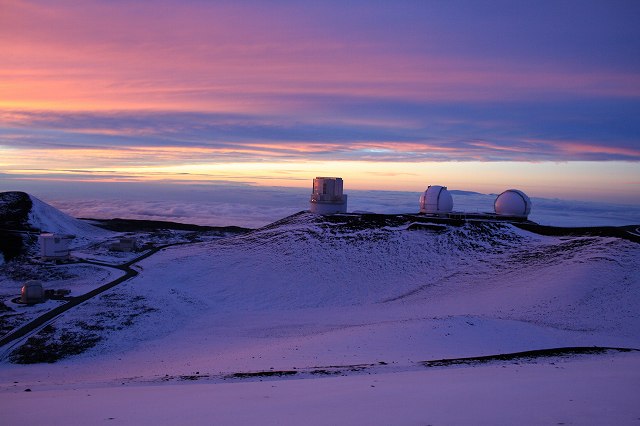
[544,140,640,158]
[3,0,639,115]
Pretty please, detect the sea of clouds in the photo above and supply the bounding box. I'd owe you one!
[13,181,638,229]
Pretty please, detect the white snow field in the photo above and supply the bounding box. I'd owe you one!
[1,212,639,424]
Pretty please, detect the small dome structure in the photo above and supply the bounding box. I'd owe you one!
[419,185,454,215]
[21,280,44,304]
[494,189,532,218]
[310,177,348,214]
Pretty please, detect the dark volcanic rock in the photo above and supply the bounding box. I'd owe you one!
[0,192,35,261]
[0,191,33,231]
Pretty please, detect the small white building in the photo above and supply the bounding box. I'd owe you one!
[419,185,454,215]
[310,177,348,214]
[494,189,532,218]
[109,237,137,252]
[38,233,75,259]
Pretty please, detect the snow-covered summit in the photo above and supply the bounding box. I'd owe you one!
[0,191,110,245]
[131,212,636,317]
[27,194,109,241]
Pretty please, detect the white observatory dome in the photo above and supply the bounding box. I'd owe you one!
[419,185,454,214]
[494,189,532,218]
[21,280,44,304]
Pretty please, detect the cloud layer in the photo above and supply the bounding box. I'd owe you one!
[44,185,640,229]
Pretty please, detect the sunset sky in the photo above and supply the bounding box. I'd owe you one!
[1,0,639,203]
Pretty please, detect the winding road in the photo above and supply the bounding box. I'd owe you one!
[0,242,184,350]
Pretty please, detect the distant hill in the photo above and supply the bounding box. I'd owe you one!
[448,190,485,196]
[0,191,109,261]
[0,191,108,238]
[27,194,109,240]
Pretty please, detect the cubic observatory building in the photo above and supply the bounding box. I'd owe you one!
[419,185,454,216]
[38,233,75,259]
[494,189,532,219]
[310,177,348,214]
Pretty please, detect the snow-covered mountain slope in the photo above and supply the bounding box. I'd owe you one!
[134,212,638,317]
[1,211,639,424]
[17,212,635,374]
[27,194,110,241]
[0,192,110,248]
[140,213,533,311]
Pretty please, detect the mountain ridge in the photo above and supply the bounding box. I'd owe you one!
[0,191,110,261]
